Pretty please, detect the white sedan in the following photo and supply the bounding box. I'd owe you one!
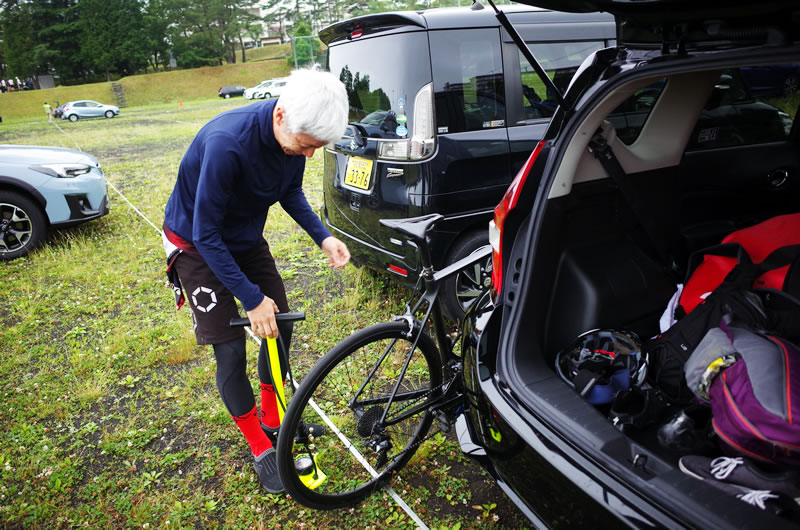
[62,100,120,122]
[244,78,287,100]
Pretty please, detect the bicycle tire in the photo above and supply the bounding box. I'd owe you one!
[276,321,442,510]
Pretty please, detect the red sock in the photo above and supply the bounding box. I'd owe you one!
[232,406,272,456]
[260,383,280,428]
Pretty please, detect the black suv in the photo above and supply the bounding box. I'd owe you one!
[319,5,614,319]
[459,0,800,527]
[218,85,245,98]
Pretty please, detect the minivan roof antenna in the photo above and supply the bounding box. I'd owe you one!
[471,1,484,10]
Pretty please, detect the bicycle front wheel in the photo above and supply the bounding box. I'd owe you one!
[276,321,442,510]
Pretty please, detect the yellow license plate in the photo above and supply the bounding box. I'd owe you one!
[344,157,373,190]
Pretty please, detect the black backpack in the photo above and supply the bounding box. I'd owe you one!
[645,245,800,404]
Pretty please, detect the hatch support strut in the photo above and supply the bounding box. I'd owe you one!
[485,0,566,109]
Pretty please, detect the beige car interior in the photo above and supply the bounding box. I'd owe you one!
[550,69,723,198]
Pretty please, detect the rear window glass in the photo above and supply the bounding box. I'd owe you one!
[430,28,505,135]
[687,66,796,150]
[327,32,431,139]
[518,41,605,121]
[610,65,797,148]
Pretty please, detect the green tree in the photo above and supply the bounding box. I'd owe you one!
[164,0,258,67]
[143,0,171,71]
[1,3,37,79]
[78,0,149,80]
[287,20,321,68]
[165,0,224,67]
[32,0,84,84]
[262,0,290,41]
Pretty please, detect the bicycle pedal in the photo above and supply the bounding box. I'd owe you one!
[436,411,451,433]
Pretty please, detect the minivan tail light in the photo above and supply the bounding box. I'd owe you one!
[377,82,435,161]
[491,140,544,294]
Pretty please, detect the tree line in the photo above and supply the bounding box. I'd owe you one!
[0,0,481,87]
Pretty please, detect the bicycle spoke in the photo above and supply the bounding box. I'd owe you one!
[277,322,441,508]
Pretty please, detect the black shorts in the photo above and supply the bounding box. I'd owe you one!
[173,239,289,345]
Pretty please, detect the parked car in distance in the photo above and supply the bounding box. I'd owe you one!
[740,64,800,97]
[61,100,119,122]
[319,5,615,321]
[218,85,246,99]
[0,145,109,260]
[245,80,272,99]
[53,103,66,119]
[244,78,288,100]
[459,0,800,527]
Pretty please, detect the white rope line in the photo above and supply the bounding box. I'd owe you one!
[303,387,429,529]
[106,180,162,233]
[54,124,428,526]
[52,121,82,151]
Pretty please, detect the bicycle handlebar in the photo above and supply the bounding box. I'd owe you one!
[229,311,306,327]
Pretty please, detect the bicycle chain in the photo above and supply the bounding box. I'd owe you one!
[373,363,462,469]
[385,358,460,420]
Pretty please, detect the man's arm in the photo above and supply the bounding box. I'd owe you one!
[280,169,350,268]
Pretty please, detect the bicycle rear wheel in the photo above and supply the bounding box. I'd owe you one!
[276,321,442,510]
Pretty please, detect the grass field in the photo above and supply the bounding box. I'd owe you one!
[0,44,294,123]
[0,99,529,528]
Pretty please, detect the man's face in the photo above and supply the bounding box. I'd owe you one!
[273,105,327,158]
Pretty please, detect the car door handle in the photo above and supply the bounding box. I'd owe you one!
[768,169,789,189]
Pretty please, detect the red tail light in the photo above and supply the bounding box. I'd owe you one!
[490,140,544,294]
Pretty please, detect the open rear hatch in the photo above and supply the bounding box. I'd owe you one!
[511,0,800,47]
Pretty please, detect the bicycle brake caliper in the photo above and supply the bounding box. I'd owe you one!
[392,307,416,339]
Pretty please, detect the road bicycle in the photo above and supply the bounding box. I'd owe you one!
[271,213,492,510]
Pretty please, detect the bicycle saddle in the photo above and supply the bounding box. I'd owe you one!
[379,214,443,243]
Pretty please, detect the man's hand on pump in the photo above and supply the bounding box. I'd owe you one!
[247,296,280,338]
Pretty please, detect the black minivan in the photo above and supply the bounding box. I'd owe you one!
[319,5,614,319]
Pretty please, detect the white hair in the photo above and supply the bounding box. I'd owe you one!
[278,66,348,145]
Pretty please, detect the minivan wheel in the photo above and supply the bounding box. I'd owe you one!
[68,114,78,122]
[0,192,47,261]
[441,231,492,321]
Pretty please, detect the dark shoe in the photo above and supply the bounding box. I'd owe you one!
[253,448,284,494]
[679,455,800,498]
[657,404,715,453]
[260,420,328,445]
[679,456,800,520]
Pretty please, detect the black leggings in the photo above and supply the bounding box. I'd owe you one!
[213,321,292,417]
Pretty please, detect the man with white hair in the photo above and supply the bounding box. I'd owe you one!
[162,67,350,493]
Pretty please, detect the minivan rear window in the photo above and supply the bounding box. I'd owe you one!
[429,28,505,135]
[518,41,605,121]
[327,32,432,139]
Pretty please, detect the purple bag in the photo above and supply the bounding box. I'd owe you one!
[686,324,800,465]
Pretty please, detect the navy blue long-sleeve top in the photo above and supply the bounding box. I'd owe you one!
[163,99,331,311]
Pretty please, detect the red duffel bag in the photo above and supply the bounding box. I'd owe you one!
[679,213,800,316]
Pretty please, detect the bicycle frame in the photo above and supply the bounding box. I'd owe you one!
[349,243,492,428]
